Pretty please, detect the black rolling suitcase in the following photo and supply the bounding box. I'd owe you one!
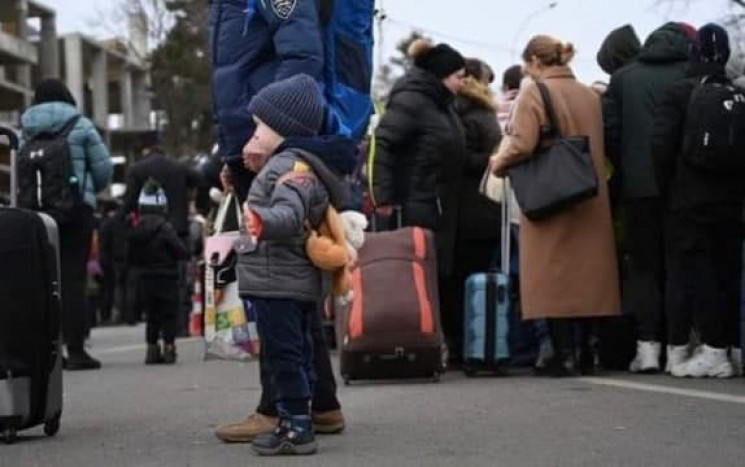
[0,127,64,444]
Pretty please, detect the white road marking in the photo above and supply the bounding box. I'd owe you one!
[580,377,745,405]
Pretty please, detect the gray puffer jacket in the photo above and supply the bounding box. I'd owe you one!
[236,148,347,302]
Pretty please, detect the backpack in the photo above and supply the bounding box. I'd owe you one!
[318,0,375,142]
[683,78,745,172]
[17,115,85,225]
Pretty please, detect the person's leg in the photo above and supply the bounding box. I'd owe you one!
[60,207,99,370]
[155,277,180,364]
[624,199,665,341]
[545,318,577,377]
[662,213,695,373]
[141,279,163,365]
[308,297,344,433]
[624,199,664,372]
[99,264,115,324]
[252,298,317,455]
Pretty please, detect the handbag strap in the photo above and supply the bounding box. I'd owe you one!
[536,82,562,139]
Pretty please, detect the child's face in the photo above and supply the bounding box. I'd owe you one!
[242,118,284,173]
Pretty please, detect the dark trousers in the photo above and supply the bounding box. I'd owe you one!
[623,198,665,342]
[140,275,180,345]
[547,318,598,358]
[665,213,742,348]
[59,206,94,351]
[256,298,340,416]
[253,298,317,417]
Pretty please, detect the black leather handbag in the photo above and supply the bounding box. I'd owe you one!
[508,82,599,221]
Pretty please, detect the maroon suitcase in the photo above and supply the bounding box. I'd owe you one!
[338,226,446,384]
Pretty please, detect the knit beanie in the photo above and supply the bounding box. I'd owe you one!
[33,78,76,106]
[691,23,731,64]
[409,39,466,79]
[247,74,324,138]
[138,178,168,215]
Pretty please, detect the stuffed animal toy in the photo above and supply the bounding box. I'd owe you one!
[306,207,367,305]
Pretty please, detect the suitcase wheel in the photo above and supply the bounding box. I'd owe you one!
[44,415,61,437]
[2,427,17,445]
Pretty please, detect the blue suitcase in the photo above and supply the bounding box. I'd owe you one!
[463,180,513,375]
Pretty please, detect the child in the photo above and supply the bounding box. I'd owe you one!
[236,74,348,456]
[127,178,190,364]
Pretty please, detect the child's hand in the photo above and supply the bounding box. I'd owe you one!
[243,202,263,241]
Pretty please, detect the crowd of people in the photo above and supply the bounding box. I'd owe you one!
[9,2,745,457]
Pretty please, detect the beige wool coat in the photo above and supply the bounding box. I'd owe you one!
[493,66,621,320]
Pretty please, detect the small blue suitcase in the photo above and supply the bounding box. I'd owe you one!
[463,180,513,375]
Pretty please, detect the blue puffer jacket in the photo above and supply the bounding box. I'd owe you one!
[210,0,324,162]
[21,102,113,209]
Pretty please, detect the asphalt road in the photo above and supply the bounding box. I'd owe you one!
[3,325,745,467]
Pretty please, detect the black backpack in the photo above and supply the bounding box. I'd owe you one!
[17,115,86,225]
[682,78,745,172]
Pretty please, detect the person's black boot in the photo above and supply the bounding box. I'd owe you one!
[145,344,163,365]
[544,349,579,378]
[65,347,102,371]
[252,418,317,456]
[162,343,177,365]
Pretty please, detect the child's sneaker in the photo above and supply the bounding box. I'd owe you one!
[672,345,734,378]
[252,418,317,456]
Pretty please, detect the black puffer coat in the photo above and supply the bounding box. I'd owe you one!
[453,77,502,240]
[372,67,466,276]
[652,62,745,223]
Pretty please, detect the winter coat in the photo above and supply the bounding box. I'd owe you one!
[454,77,502,240]
[121,150,203,237]
[596,24,642,75]
[492,66,620,320]
[371,67,466,276]
[210,0,323,162]
[237,143,347,302]
[603,22,692,200]
[652,62,745,223]
[20,102,112,209]
[127,214,191,277]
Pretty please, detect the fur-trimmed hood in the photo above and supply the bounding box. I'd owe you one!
[455,77,496,113]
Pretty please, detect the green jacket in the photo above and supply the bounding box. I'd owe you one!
[603,22,691,200]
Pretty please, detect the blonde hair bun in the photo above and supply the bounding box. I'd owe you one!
[408,38,433,59]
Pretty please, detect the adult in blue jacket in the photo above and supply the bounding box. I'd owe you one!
[211,0,349,443]
[20,78,113,371]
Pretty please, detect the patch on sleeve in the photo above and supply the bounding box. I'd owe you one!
[293,161,310,172]
[269,0,297,20]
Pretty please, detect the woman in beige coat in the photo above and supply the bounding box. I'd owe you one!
[491,35,620,376]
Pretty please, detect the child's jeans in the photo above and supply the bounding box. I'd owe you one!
[251,297,317,419]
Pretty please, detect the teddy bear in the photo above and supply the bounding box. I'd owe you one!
[305,207,368,306]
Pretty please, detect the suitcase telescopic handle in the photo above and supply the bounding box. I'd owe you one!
[0,126,19,207]
[500,180,512,275]
[370,205,403,233]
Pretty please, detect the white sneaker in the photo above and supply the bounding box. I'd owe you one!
[629,341,661,373]
[671,345,734,378]
[731,348,743,377]
[665,345,689,374]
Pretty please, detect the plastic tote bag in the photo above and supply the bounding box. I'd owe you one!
[203,193,260,361]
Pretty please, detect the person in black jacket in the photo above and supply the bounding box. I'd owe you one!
[372,39,466,272]
[128,179,191,364]
[602,23,695,373]
[652,24,745,378]
[371,39,466,361]
[121,133,203,239]
[449,58,502,362]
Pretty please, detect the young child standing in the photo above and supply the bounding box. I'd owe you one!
[236,74,347,456]
[127,179,191,364]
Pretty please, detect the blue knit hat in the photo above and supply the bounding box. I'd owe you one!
[247,74,324,138]
[691,23,731,64]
